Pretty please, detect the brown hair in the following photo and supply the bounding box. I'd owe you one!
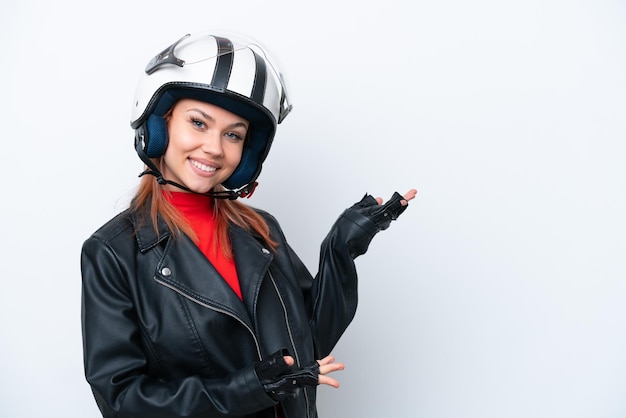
[130,158,278,259]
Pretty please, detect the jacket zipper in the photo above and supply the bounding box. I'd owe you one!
[156,268,311,418]
[268,270,312,418]
[154,278,263,360]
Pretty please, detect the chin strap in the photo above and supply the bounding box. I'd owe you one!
[135,132,257,200]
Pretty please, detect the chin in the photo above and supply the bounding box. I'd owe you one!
[193,186,214,194]
[180,181,215,194]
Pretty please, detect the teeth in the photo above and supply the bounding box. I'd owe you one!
[191,160,216,173]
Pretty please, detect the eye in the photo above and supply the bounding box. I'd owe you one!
[190,117,206,129]
[225,131,245,142]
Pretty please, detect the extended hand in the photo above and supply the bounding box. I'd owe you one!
[353,188,417,231]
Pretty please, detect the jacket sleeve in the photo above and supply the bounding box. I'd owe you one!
[81,236,275,418]
[307,193,409,357]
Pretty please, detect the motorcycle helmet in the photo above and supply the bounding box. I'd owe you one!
[130,31,292,197]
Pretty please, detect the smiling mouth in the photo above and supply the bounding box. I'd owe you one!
[190,159,217,173]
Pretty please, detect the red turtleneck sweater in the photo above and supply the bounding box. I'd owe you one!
[164,191,242,300]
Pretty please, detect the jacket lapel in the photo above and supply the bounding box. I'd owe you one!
[230,224,274,323]
[133,210,273,330]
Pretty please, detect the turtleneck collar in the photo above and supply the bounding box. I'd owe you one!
[163,190,214,214]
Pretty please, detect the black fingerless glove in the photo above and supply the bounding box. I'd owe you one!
[254,349,320,402]
[322,191,410,260]
[352,192,408,231]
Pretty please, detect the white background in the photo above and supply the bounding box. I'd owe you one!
[1,0,625,417]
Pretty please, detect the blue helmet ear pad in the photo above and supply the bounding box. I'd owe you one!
[144,114,169,157]
[140,90,177,157]
[221,129,273,190]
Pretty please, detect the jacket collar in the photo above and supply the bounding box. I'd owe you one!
[131,205,274,326]
[131,210,172,253]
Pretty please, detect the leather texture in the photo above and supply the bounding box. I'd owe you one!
[81,193,408,417]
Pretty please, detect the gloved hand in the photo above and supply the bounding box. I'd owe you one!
[351,191,409,231]
[254,349,320,402]
[330,191,410,259]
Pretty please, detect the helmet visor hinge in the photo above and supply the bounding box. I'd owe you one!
[145,34,190,75]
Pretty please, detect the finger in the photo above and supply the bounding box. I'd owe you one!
[316,355,344,375]
[319,362,344,375]
[282,356,295,366]
[399,189,417,206]
[316,355,335,366]
[404,189,417,201]
[318,374,340,388]
[375,197,383,205]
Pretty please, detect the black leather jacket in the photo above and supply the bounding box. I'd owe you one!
[81,193,406,418]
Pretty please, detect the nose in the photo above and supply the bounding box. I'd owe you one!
[200,132,224,157]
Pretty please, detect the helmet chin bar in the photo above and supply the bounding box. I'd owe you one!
[135,134,257,200]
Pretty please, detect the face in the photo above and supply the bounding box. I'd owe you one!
[161,99,248,194]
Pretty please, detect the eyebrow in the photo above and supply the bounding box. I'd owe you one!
[187,108,249,129]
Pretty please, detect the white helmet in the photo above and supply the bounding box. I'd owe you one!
[131,31,292,194]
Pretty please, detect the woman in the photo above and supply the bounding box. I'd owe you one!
[81,31,416,418]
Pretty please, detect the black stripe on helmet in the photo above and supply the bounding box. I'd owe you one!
[250,50,267,105]
[211,37,234,90]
